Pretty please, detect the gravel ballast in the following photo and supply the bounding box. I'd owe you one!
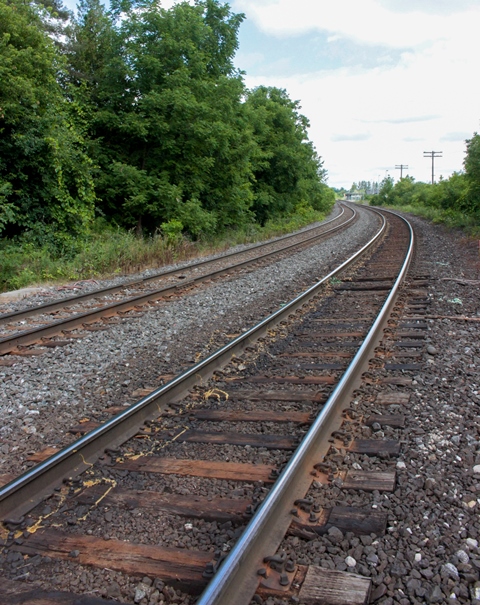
[1,207,479,605]
[0,204,380,478]
[272,212,480,605]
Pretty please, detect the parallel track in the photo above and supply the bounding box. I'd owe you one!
[0,205,355,356]
[0,207,421,605]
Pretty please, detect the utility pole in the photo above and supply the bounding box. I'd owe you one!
[423,151,442,184]
[395,164,408,179]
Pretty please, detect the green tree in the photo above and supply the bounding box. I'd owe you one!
[390,176,415,206]
[0,0,95,240]
[64,0,119,96]
[370,176,394,206]
[245,86,330,225]
[66,0,254,235]
[463,133,480,215]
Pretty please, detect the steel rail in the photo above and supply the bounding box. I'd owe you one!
[0,206,348,326]
[196,209,414,605]
[0,207,356,355]
[0,207,383,521]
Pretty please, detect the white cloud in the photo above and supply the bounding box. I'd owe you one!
[363,116,441,125]
[331,133,371,142]
[379,0,479,16]
[233,0,480,48]
[233,0,480,187]
[441,132,472,143]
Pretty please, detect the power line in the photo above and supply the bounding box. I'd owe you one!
[423,151,442,184]
[395,164,408,179]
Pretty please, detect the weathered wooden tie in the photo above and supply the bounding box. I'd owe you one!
[115,457,276,482]
[178,430,297,450]
[375,392,410,406]
[12,529,211,593]
[0,576,125,605]
[77,485,251,522]
[227,389,327,403]
[289,505,387,538]
[229,375,336,385]
[190,409,312,423]
[257,565,371,605]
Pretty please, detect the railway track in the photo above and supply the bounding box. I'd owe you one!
[0,205,355,357]
[0,207,428,604]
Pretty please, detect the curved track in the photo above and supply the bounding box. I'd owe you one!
[0,207,423,605]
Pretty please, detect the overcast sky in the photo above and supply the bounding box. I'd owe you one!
[66,0,480,189]
[231,0,480,189]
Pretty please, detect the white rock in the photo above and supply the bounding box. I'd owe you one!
[466,538,478,550]
[414,553,422,562]
[134,586,147,603]
[456,549,469,564]
[352,462,362,470]
[345,556,357,567]
[441,563,459,579]
[396,460,406,469]
[473,465,480,474]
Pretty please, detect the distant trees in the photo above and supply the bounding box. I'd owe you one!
[369,139,480,223]
[369,132,480,224]
[1,0,333,243]
[350,181,380,196]
[371,176,394,205]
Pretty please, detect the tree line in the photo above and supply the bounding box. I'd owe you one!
[370,134,480,224]
[0,0,334,249]
[349,181,380,196]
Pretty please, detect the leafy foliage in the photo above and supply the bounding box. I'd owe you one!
[245,86,332,225]
[0,0,95,239]
[1,0,334,273]
[463,133,480,216]
[62,0,333,236]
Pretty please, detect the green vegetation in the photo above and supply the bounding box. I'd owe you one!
[369,133,480,236]
[0,0,335,292]
[0,207,331,292]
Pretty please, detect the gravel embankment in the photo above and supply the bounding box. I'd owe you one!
[0,204,379,478]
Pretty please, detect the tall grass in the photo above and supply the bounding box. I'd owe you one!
[0,208,330,293]
[375,203,480,237]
